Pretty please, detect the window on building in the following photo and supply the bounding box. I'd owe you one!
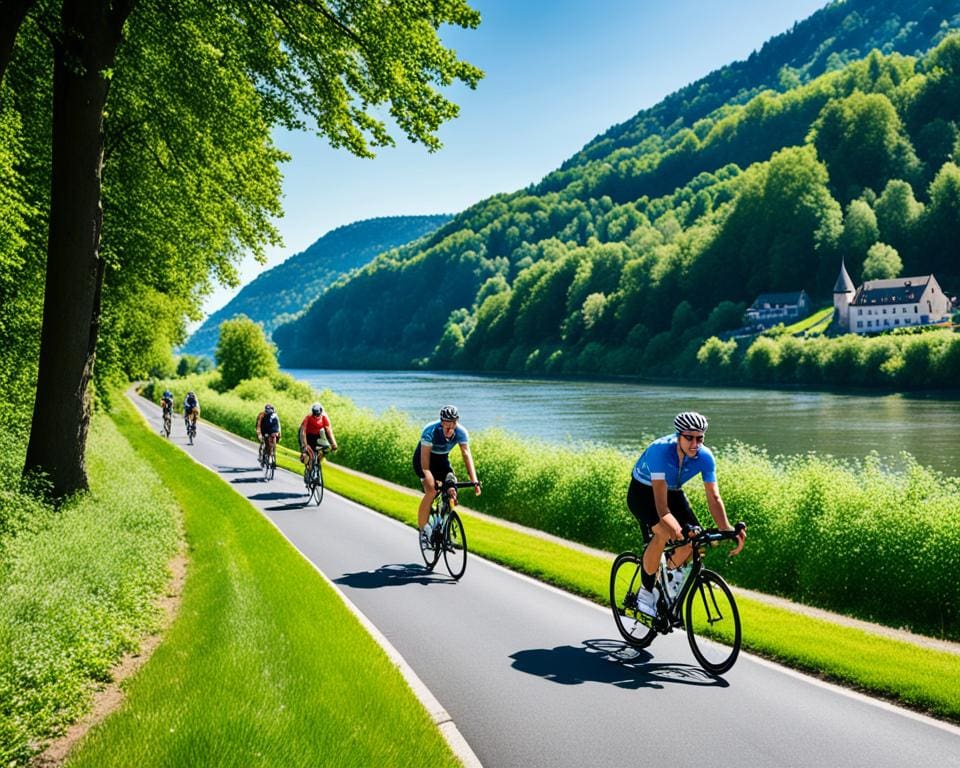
[857,321,863,328]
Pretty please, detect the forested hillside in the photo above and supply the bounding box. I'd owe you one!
[274,0,960,384]
[182,215,449,359]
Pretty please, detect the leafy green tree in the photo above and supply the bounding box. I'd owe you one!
[215,316,279,391]
[811,91,915,201]
[861,242,902,280]
[874,179,923,264]
[921,162,960,286]
[840,199,879,277]
[8,0,482,497]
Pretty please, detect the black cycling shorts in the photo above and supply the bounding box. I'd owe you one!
[305,432,329,451]
[627,477,700,539]
[412,445,453,481]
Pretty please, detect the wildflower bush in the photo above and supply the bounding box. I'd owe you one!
[144,374,960,639]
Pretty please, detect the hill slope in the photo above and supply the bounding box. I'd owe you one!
[273,0,960,378]
[182,215,450,359]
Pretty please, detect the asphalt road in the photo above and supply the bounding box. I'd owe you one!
[130,394,960,767]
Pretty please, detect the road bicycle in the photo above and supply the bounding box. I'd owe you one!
[419,472,475,580]
[185,411,198,445]
[610,522,746,675]
[161,406,172,438]
[303,445,331,505]
[259,436,277,481]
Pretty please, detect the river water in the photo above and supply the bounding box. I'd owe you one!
[285,369,960,476]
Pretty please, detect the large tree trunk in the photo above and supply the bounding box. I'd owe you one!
[0,0,35,87]
[24,0,132,499]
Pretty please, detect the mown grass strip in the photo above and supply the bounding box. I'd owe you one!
[277,450,960,723]
[66,398,460,768]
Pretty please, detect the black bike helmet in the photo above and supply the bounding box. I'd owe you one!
[439,405,460,422]
[674,411,708,433]
[311,403,323,416]
[163,390,172,398]
[264,404,274,414]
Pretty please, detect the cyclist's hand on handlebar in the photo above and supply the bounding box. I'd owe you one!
[473,480,481,497]
[729,521,746,556]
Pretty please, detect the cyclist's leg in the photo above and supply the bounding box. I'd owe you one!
[627,479,667,591]
[663,490,699,568]
[413,447,433,529]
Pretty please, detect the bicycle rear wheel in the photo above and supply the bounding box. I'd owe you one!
[610,552,657,648]
[443,511,467,580]
[264,447,275,481]
[162,413,171,438]
[685,569,741,675]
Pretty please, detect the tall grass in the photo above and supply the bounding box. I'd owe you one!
[0,418,181,766]
[144,373,960,639]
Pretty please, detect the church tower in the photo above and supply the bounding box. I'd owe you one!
[833,259,855,328]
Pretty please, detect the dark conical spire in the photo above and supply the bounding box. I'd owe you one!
[833,259,854,293]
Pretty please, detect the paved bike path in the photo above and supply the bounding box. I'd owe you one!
[130,394,960,768]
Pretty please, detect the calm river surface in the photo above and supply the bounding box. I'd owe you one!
[285,369,960,476]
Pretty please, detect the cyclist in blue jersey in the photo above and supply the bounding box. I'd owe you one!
[627,411,745,616]
[413,405,480,545]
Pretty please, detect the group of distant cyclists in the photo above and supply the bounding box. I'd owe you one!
[159,384,744,610]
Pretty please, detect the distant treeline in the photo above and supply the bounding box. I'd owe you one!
[276,28,960,390]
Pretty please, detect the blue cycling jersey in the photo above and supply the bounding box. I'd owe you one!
[419,420,469,455]
[632,434,717,489]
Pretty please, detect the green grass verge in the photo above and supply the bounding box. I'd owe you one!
[0,417,180,766]
[282,450,960,723]
[782,306,833,335]
[65,398,459,768]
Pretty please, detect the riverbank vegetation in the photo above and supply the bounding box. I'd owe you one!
[145,372,960,642]
[698,325,960,387]
[275,27,960,390]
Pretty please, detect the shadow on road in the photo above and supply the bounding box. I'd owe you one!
[229,477,265,484]
[266,501,313,511]
[509,638,727,690]
[248,491,303,501]
[335,563,455,589]
[217,466,260,474]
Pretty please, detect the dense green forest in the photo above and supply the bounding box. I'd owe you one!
[182,215,450,360]
[275,0,960,387]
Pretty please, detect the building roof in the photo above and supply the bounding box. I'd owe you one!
[850,276,932,306]
[833,260,855,294]
[749,290,807,309]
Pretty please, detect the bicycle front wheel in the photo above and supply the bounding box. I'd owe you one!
[610,552,657,648]
[443,511,467,580]
[685,569,741,675]
[264,449,275,481]
[314,461,324,505]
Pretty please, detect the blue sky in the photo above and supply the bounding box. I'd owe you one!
[200,0,829,320]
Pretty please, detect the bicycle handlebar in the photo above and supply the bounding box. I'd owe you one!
[670,522,745,548]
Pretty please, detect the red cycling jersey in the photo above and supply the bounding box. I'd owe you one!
[300,413,330,435]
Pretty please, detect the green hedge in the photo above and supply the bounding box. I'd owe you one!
[144,373,960,639]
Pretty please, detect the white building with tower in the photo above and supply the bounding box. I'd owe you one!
[833,261,954,333]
